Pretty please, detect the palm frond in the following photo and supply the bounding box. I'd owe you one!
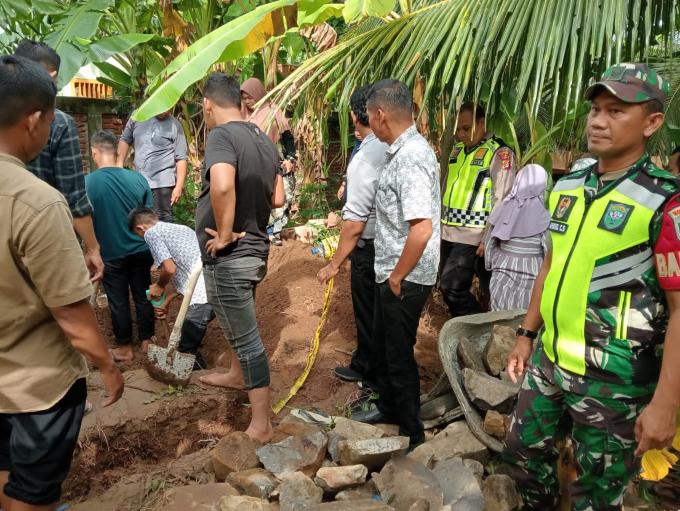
[269,0,677,159]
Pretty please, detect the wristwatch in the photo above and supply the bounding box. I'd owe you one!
[516,326,538,339]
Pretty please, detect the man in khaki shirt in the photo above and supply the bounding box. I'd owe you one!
[0,55,123,510]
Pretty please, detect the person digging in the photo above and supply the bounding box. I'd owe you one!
[504,63,680,510]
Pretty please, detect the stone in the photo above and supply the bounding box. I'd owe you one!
[328,417,384,462]
[432,457,484,510]
[463,368,520,414]
[227,468,279,499]
[457,337,486,372]
[211,432,261,481]
[336,436,410,471]
[407,440,435,468]
[278,471,323,511]
[414,421,489,465]
[167,447,213,484]
[335,480,379,501]
[256,431,328,477]
[407,500,429,511]
[315,464,368,491]
[419,392,458,421]
[483,410,507,439]
[463,458,485,483]
[373,457,443,511]
[373,423,399,437]
[316,500,394,510]
[483,325,516,376]
[482,474,522,511]
[158,483,239,511]
[278,413,323,438]
[220,495,272,511]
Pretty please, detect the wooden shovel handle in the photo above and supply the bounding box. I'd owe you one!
[167,263,204,352]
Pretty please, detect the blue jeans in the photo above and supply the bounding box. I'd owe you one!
[203,257,269,389]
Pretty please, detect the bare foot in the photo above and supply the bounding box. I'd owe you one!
[140,339,151,354]
[110,346,134,362]
[199,371,245,390]
[245,421,273,443]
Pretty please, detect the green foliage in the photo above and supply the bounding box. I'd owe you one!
[297,182,331,222]
[172,171,201,229]
[342,0,396,23]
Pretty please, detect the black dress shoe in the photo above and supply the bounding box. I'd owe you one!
[334,366,363,382]
[351,407,397,425]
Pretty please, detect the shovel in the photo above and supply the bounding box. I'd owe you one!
[145,262,203,386]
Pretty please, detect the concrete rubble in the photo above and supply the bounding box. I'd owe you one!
[463,368,520,414]
[256,431,328,477]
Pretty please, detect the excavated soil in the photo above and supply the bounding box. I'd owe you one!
[67,240,447,504]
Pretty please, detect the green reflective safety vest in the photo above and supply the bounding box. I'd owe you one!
[540,160,675,384]
[441,138,501,228]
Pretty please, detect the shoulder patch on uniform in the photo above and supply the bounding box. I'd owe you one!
[497,148,512,171]
[668,205,680,240]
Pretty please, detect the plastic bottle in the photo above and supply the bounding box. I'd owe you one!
[311,235,339,259]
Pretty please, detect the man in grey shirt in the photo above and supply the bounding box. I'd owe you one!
[350,80,440,449]
[318,85,388,386]
[118,110,189,222]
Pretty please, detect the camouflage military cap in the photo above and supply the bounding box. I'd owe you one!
[585,63,669,106]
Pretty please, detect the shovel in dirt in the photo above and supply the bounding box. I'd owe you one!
[145,262,203,386]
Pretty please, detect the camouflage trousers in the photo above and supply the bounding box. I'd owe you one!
[269,172,296,235]
[503,347,652,511]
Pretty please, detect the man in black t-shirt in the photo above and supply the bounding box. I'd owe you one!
[195,73,284,443]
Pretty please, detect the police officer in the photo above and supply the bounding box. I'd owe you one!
[440,103,516,316]
[504,64,680,510]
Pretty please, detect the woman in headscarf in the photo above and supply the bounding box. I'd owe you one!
[241,78,296,246]
[484,164,550,311]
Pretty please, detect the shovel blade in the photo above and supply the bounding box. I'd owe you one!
[146,344,195,385]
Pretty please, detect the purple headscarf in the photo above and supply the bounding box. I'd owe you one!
[488,164,550,241]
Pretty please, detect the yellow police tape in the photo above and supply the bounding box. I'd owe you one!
[272,235,338,414]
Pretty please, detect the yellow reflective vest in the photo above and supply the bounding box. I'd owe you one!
[441,138,501,228]
[540,159,676,384]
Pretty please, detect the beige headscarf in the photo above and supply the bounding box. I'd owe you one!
[240,77,289,143]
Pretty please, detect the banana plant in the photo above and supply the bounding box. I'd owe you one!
[133,0,343,122]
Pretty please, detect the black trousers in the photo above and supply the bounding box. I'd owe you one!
[349,242,376,382]
[373,280,432,444]
[102,250,155,344]
[179,303,215,369]
[439,240,490,317]
[152,186,173,223]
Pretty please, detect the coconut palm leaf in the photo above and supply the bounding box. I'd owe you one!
[268,0,677,164]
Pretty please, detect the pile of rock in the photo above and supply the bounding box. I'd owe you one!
[457,325,521,440]
[148,410,521,511]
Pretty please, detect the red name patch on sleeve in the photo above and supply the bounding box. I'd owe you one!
[654,194,680,290]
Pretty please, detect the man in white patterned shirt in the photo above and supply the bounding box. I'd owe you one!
[129,206,214,369]
[350,79,440,448]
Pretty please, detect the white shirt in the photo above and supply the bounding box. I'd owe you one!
[144,222,208,305]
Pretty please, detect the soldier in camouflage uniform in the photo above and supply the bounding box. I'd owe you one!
[503,64,680,510]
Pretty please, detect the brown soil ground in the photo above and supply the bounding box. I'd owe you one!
[66,240,448,505]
